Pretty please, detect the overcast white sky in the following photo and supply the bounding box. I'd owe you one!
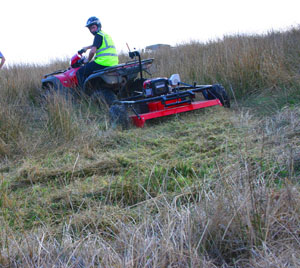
[1,0,299,65]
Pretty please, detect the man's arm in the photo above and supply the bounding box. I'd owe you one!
[85,46,97,63]
[81,45,93,52]
[83,34,103,63]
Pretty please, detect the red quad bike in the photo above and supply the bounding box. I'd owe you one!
[41,50,230,128]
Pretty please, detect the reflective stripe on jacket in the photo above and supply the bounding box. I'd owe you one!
[94,31,118,66]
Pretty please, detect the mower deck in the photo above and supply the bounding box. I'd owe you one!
[130,99,222,127]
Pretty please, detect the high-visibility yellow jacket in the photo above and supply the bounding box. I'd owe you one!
[94,31,118,66]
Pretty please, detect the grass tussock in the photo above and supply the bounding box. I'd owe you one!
[44,92,80,141]
[0,26,300,267]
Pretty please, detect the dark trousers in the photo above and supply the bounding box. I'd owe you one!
[76,61,106,92]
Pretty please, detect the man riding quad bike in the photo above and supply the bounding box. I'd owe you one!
[41,49,230,128]
[76,16,119,90]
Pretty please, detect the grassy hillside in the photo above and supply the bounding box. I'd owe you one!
[0,27,299,267]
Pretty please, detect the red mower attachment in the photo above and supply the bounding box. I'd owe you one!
[131,99,222,127]
[112,75,230,128]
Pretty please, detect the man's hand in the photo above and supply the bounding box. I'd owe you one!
[78,46,92,55]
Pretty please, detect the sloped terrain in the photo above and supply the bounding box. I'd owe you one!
[0,27,300,267]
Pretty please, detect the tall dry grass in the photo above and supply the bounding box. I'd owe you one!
[0,27,299,267]
[1,27,300,158]
[147,27,300,97]
[0,60,107,158]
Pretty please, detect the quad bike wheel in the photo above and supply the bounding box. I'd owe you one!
[109,104,130,129]
[41,82,74,103]
[91,88,117,108]
[204,84,230,108]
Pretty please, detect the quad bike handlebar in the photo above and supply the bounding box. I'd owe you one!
[70,51,86,68]
[129,50,140,59]
[128,50,143,83]
[78,48,87,55]
[76,57,85,66]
